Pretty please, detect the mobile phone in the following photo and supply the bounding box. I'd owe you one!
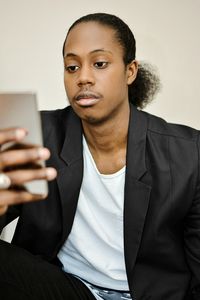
[0,93,48,195]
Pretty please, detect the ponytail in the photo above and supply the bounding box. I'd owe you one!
[129,62,161,109]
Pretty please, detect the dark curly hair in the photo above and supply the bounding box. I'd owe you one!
[62,13,161,109]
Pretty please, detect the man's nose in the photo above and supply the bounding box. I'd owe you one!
[77,65,95,86]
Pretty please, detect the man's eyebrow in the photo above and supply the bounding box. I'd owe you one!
[64,53,77,58]
[90,49,113,54]
[64,49,112,58]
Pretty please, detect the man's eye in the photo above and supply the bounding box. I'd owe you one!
[94,62,108,69]
[65,65,79,73]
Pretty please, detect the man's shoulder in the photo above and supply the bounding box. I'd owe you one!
[41,105,73,122]
[40,105,79,131]
[40,105,80,145]
[141,109,199,142]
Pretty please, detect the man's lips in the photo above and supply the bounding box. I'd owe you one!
[73,92,102,107]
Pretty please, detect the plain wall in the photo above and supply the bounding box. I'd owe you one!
[0,0,200,241]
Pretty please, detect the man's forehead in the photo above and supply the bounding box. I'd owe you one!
[66,22,115,45]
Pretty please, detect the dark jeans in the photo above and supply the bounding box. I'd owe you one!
[0,240,96,300]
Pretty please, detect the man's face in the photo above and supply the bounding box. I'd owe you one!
[63,21,136,125]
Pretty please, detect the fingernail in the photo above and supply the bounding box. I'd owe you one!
[37,148,50,159]
[15,129,27,140]
[46,168,57,180]
[41,193,48,199]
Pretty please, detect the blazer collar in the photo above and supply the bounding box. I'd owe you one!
[60,108,83,166]
[60,104,147,169]
[59,104,148,170]
[124,105,152,293]
[126,104,148,180]
[56,108,83,245]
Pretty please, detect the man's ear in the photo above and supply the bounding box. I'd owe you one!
[126,60,138,85]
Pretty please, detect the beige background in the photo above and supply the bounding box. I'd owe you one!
[0,0,200,240]
[0,0,200,127]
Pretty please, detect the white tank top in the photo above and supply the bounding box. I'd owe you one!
[58,135,129,291]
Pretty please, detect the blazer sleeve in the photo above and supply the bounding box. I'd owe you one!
[184,132,200,299]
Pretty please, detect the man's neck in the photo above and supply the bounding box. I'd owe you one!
[81,106,130,174]
[82,107,129,153]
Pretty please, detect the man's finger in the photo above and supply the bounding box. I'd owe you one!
[0,190,47,207]
[6,167,57,184]
[0,147,50,169]
[0,128,27,145]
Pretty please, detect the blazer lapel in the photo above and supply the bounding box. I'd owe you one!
[56,110,84,245]
[124,105,152,279]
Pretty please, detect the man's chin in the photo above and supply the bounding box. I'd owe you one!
[81,113,111,126]
[71,106,110,126]
[83,115,103,125]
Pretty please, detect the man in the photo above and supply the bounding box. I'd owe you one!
[0,13,199,300]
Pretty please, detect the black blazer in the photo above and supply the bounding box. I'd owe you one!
[1,104,200,300]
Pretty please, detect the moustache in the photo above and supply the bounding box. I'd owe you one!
[74,91,103,101]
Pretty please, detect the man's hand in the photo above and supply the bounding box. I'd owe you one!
[0,128,57,216]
